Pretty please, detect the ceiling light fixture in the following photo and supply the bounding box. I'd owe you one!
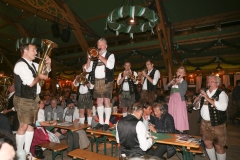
[216,62,223,71]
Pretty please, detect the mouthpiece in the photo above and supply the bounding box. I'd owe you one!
[35,56,43,60]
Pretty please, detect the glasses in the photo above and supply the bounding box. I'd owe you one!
[208,81,217,83]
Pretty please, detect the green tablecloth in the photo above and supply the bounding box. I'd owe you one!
[111,130,173,144]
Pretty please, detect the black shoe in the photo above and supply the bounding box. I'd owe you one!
[94,123,103,129]
[160,157,167,160]
[102,124,110,131]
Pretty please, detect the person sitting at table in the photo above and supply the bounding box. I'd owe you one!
[54,98,79,138]
[44,97,64,122]
[141,102,153,131]
[116,103,159,160]
[59,99,90,150]
[147,103,175,160]
[30,100,60,158]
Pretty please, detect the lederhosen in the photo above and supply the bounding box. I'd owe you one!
[200,89,227,146]
[77,74,93,109]
[139,69,157,105]
[89,52,114,99]
[13,58,40,125]
[119,71,136,108]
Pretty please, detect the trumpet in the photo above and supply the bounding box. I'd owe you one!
[76,71,89,85]
[87,47,100,61]
[122,71,136,81]
[137,69,147,80]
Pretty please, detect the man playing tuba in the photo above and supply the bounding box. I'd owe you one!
[85,38,115,131]
[117,61,138,117]
[73,64,94,125]
[13,43,50,155]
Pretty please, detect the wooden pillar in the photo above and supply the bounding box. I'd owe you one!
[51,59,57,96]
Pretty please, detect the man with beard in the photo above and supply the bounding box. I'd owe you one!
[85,38,115,131]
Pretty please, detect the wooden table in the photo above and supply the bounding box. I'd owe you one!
[111,113,123,117]
[86,128,200,160]
[55,122,90,132]
[68,148,118,160]
[55,122,90,150]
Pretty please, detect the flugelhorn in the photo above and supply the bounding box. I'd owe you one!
[87,47,100,61]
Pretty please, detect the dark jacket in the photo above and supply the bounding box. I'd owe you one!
[150,113,175,133]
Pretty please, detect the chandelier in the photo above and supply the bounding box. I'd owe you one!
[106,3,159,38]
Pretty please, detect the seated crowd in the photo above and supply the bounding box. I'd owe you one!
[0,77,234,160]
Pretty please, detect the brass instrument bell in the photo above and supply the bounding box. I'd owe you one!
[87,47,99,61]
[76,71,88,85]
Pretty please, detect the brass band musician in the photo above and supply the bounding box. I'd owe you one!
[73,65,94,125]
[85,38,115,131]
[117,61,138,117]
[139,60,160,105]
[13,43,50,154]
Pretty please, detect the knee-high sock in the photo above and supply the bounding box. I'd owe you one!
[104,108,111,125]
[97,106,104,124]
[24,131,34,153]
[79,118,85,124]
[206,148,217,160]
[87,117,92,125]
[216,152,226,160]
[16,134,25,151]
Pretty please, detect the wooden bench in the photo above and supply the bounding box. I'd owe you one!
[189,146,204,154]
[68,149,118,160]
[108,136,118,157]
[87,133,104,152]
[235,117,240,120]
[37,142,69,160]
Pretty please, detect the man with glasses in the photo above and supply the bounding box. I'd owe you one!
[194,75,228,160]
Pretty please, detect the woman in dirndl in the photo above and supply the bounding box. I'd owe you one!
[165,66,189,133]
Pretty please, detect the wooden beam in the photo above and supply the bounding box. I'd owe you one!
[0,12,31,29]
[53,0,99,39]
[0,51,14,69]
[2,0,91,37]
[155,0,175,80]
[60,1,89,54]
[173,11,240,30]
[0,11,29,37]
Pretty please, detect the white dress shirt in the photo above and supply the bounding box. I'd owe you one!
[142,69,160,90]
[85,51,115,78]
[38,109,45,122]
[63,107,79,122]
[116,115,153,151]
[73,74,94,94]
[194,88,228,121]
[14,58,41,94]
[117,71,138,91]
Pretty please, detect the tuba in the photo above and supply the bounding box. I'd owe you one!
[38,39,58,86]
[87,47,99,61]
